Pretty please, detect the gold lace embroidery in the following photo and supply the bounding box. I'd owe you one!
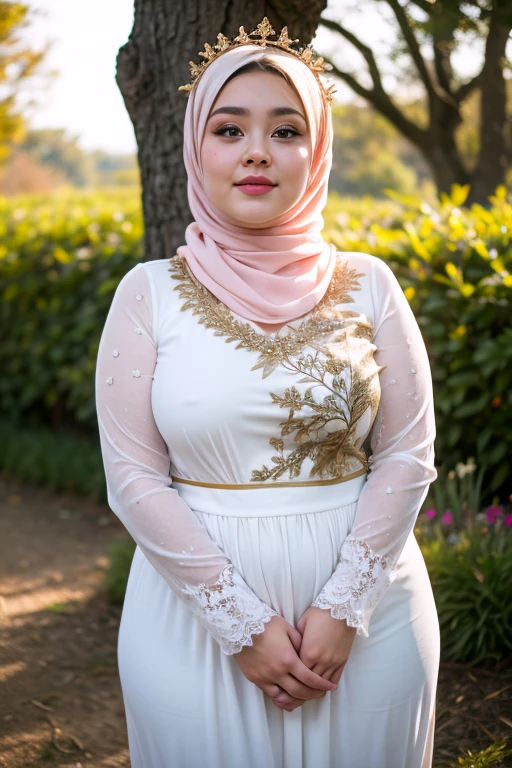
[168,254,383,482]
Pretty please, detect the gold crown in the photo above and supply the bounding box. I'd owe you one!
[178,17,336,103]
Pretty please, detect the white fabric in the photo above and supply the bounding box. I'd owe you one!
[95,251,440,768]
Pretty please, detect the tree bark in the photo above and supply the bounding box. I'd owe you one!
[116,1,328,262]
[425,96,470,193]
[468,4,511,204]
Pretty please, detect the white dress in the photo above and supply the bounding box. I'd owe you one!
[95,250,440,768]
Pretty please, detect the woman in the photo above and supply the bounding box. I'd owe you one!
[95,18,440,768]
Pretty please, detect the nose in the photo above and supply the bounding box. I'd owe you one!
[242,142,271,166]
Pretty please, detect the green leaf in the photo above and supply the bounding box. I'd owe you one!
[453,391,489,418]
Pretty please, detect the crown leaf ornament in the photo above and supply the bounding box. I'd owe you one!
[178,17,337,103]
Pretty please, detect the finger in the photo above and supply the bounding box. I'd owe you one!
[290,658,338,691]
[317,664,339,681]
[261,683,283,699]
[331,665,346,686]
[261,684,302,709]
[278,673,328,701]
[288,626,303,653]
[273,700,302,712]
[268,688,304,710]
[310,662,331,678]
[274,693,294,705]
[273,694,305,710]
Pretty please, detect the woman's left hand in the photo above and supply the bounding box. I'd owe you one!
[270,606,357,712]
[296,606,357,685]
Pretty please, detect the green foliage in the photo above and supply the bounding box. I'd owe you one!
[0,187,143,431]
[326,184,512,496]
[416,456,512,667]
[427,458,486,532]
[420,523,512,665]
[329,104,430,198]
[0,419,106,501]
[441,738,512,768]
[0,2,48,161]
[2,185,511,504]
[17,129,140,189]
[105,537,136,605]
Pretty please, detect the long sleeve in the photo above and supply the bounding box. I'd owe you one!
[95,263,278,654]
[311,256,437,637]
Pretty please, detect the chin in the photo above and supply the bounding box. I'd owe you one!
[225,206,284,228]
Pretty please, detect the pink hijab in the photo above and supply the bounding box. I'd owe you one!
[176,44,337,325]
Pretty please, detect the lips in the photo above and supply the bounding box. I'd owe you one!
[235,176,276,186]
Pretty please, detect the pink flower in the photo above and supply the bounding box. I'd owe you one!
[486,505,504,524]
[505,514,512,527]
[442,510,453,525]
[426,509,436,519]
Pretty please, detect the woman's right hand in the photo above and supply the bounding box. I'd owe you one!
[233,615,337,712]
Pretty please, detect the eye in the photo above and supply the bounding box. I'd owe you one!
[273,126,300,139]
[214,124,242,137]
[213,124,300,139]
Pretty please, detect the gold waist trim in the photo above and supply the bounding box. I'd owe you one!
[171,466,367,490]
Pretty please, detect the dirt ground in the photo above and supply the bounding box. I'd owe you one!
[0,476,511,768]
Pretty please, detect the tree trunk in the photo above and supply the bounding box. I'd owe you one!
[116,1,327,262]
[468,6,511,205]
[425,97,470,194]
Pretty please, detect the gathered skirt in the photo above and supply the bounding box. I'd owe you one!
[117,473,440,768]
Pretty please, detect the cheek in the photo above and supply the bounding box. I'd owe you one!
[201,138,234,180]
[280,145,310,186]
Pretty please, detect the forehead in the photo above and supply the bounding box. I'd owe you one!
[213,69,303,109]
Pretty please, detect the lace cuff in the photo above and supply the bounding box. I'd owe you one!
[311,537,393,638]
[180,563,280,655]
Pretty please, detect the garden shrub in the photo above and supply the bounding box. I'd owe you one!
[326,185,512,497]
[1,184,510,502]
[419,518,512,665]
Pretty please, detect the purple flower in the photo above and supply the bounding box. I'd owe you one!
[486,505,504,524]
[426,509,436,519]
[442,510,453,525]
[505,514,512,527]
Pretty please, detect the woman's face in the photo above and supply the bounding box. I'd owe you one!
[200,70,311,228]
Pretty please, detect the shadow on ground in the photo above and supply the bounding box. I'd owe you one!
[0,476,510,767]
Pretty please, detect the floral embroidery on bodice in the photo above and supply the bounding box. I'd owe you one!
[167,253,383,484]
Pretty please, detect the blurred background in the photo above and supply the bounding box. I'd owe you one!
[0,2,511,767]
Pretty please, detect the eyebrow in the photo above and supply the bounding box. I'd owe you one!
[208,106,307,122]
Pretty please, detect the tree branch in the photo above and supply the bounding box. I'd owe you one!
[407,0,436,15]
[454,72,483,103]
[319,17,385,93]
[323,56,428,150]
[382,0,435,95]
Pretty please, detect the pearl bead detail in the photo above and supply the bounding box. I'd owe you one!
[112,349,119,357]
[134,327,142,335]
[132,369,141,378]
[135,293,142,300]
[411,368,417,374]
[106,376,113,385]
[386,487,392,494]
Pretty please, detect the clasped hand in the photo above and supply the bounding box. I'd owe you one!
[233,607,357,713]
